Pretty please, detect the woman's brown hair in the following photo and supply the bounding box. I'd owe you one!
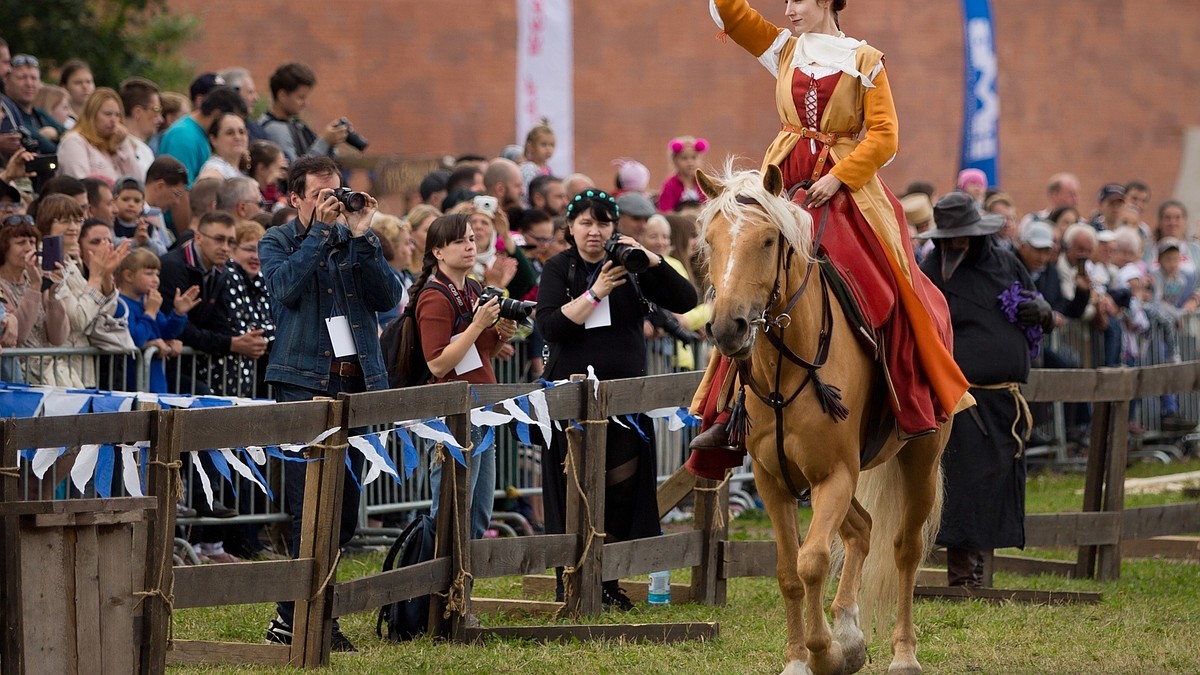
[34,194,85,238]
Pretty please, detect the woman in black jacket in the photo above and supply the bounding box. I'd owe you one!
[534,189,697,608]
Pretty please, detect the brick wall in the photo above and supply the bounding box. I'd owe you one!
[167,0,1200,220]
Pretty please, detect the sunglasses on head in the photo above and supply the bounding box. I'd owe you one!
[11,55,39,69]
[2,214,34,228]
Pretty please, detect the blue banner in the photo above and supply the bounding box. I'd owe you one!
[960,0,1000,186]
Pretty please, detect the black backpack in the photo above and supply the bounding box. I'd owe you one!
[376,514,437,642]
[380,280,482,389]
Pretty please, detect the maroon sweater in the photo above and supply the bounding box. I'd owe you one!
[415,278,499,385]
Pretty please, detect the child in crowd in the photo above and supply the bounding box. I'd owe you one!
[658,136,708,213]
[612,157,650,197]
[519,120,556,193]
[116,248,199,392]
[112,178,170,255]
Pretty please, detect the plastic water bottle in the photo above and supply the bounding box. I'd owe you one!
[648,570,671,605]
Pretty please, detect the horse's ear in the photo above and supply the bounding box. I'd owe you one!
[763,164,785,197]
[696,169,722,200]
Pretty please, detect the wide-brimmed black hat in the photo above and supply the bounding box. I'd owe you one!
[917,191,1005,239]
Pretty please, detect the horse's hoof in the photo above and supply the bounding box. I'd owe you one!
[781,660,815,675]
[832,608,867,673]
[887,661,922,675]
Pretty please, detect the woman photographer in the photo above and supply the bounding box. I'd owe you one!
[413,213,518,539]
[535,189,697,609]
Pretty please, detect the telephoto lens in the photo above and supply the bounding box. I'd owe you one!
[332,187,367,212]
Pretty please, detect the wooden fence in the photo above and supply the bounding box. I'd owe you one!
[2,365,1199,672]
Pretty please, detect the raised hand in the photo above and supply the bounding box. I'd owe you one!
[173,285,201,315]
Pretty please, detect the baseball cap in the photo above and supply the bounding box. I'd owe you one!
[1097,230,1117,243]
[189,72,225,102]
[0,180,21,204]
[1157,237,1182,255]
[1098,183,1126,203]
[616,192,656,218]
[1019,220,1056,249]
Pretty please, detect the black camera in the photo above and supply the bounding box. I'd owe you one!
[478,285,536,324]
[332,186,367,213]
[16,126,40,153]
[649,306,700,343]
[335,118,370,152]
[603,233,650,273]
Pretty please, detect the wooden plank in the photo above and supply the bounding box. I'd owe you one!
[1021,369,1135,403]
[564,379,607,618]
[171,400,334,452]
[165,640,291,667]
[462,622,718,645]
[599,372,703,416]
[173,559,315,609]
[74,526,102,673]
[0,496,156,517]
[471,383,582,420]
[469,534,576,578]
[4,410,156,449]
[331,557,452,618]
[427,409,473,641]
[1025,512,1122,548]
[927,550,1078,579]
[913,585,1101,605]
[1132,362,1200,398]
[720,540,778,579]
[471,597,563,618]
[20,524,71,674]
[603,531,705,580]
[342,381,471,428]
[140,405,175,675]
[1122,536,1200,561]
[1121,503,1200,540]
[690,477,729,606]
[522,572,691,604]
[1075,400,1112,579]
[31,510,147,528]
[656,467,697,519]
[97,524,136,675]
[1,420,27,674]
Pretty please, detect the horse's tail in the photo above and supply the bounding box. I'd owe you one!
[853,455,944,640]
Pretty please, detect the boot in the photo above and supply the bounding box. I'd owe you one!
[946,547,984,589]
[684,423,746,481]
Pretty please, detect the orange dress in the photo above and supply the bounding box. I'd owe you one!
[694,0,972,435]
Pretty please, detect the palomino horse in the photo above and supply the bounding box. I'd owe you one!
[696,165,951,675]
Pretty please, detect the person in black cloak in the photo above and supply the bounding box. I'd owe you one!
[918,191,1055,587]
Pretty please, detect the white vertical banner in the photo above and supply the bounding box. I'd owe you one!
[516,0,574,176]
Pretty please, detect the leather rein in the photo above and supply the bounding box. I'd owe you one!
[731,193,847,501]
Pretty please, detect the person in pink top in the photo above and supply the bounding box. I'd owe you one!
[657,135,708,213]
[56,88,142,183]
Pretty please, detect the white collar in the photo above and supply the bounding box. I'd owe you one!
[792,32,874,88]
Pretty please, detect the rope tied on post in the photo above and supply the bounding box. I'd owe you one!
[148,459,184,500]
[557,424,608,617]
[432,441,475,620]
[692,470,733,530]
[0,465,20,478]
[308,549,343,602]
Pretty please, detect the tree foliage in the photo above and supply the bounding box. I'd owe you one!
[0,0,199,93]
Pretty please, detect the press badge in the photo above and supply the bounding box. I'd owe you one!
[324,315,358,357]
[450,332,484,375]
[584,295,612,329]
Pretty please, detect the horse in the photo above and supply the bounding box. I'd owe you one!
[695,164,951,675]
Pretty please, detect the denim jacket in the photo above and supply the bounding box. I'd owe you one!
[260,217,402,392]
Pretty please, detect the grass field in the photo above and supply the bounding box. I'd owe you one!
[170,460,1200,674]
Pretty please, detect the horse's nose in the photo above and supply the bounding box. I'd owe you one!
[732,316,748,336]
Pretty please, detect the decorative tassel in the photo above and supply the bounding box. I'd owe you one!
[716,30,729,44]
[726,388,751,447]
[811,371,849,422]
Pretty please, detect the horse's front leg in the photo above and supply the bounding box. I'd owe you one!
[831,498,871,674]
[799,467,856,675]
[754,463,811,675]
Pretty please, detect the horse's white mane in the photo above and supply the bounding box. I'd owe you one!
[697,159,814,259]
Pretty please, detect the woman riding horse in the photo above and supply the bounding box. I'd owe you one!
[686,0,974,480]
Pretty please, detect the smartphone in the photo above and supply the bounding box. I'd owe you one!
[473,195,498,218]
[1075,260,1088,277]
[27,154,57,177]
[41,234,64,272]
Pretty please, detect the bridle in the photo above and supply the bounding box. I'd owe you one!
[728,192,848,501]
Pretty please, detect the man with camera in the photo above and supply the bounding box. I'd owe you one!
[1,54,64,155]
[260,62,368,163]
[258,155,400,651]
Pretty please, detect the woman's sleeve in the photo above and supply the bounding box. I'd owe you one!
[416,289,455,364]
[56,134,90,179]
[43,294,70,346]
[711,0,786,58]
[642,263,699,315]
[122,299,157,348]
[830,65,900,192]
[534,257,585,343]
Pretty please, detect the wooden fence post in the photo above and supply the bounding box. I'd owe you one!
[289,399,348,668]
[565,379,606,618]
[1097,399,1130,581]
[428,409,473,640]
[690,476,729,606]
[140,404,175,675]
[2,419,24,675]
[1075,400,1111,579]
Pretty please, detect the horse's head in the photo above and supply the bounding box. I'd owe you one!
[696,163,814,358]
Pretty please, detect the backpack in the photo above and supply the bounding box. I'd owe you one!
[375,514,437,642]
[380,279,483,389]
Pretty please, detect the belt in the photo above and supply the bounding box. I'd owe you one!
[781,124,853,183]
[970,381,1033,458]
[330,360,363,377]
